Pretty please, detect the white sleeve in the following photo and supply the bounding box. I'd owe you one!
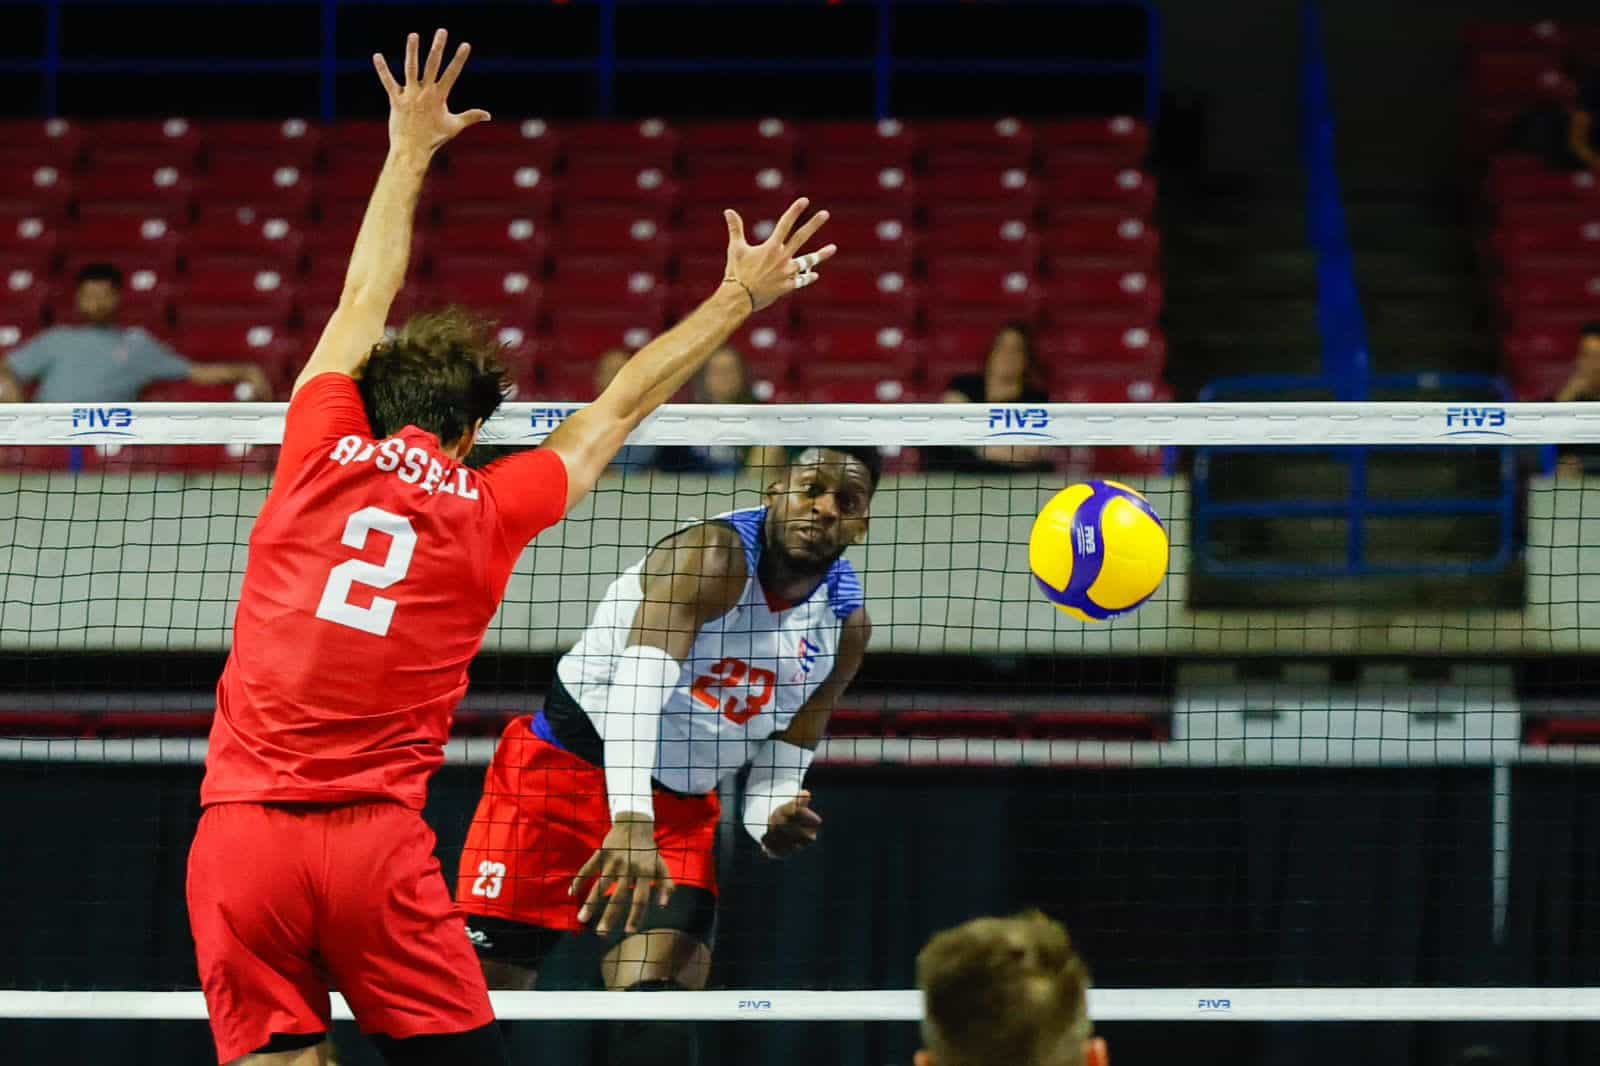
[743,738,815,845]
[594,644,681,820]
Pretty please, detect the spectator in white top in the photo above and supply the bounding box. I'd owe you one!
[0,263,272,403]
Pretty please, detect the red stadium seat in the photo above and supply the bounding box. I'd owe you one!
[561,119,679,169]
[725,320,795,388]
[202,119,322,167]
[806,211,915,271]
[919,168,1038,217]
[789,264,915,319]
[543,320,660,359]
[74,164,193,218]
[680,165,797,217]
[553,210,669,269]
[922,264,1040,315]
[1500,269,1600,311]
[0,212,60,272]
[1056,374,1173,476]
[795,163,915,211]
[805,322,921,374]
[185,216,303,276]
[428,264,542,321]
[172,268,297,328]
[1040,166,1157,213]
[923,322,1003,362]
[432,155,558,217]
[173,322,302,391]
[1036,116,1150,166]
[1043,266,1163,316]
[86,118,203,168]
[1503,324,1583,369]
[940,216,1041,270]
[0,119,85,168]
[1468,56,1573,105]
[196,157,316,218]
[329,121,390,155]
[425,217,548,273]
[67,216,182,272]
[803,120,918,168]
[1489,169,1600,205]
[1043,210,1160,263]
[673,204,780,253]
[0,276,48,336]
[919,118,1034,171]
[1039,323,1167,374]
[444,118,563,170]
[0,165,74,218]
[799,364,913,404]
[680,119,799,170]
[559,163,678,211]
[544,268,667,326]
[1464,19,1565,53]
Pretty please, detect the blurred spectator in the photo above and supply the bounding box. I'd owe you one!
[593,346,656,474]
[0,263,271,404]
[1552,322,1600,478]
[915,909,1108,1066]
[1508,65,1599,171]
[924,321,1054,475]
[652,344,786,477]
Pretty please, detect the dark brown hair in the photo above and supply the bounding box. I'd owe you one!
[917,910,1092,1066]
[357,307,510,446]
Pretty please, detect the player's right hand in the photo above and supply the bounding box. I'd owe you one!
[372,28,491,158]
[571,815,676,936]
[723,197,837,312]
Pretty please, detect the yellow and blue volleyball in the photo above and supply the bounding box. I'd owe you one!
[1028,480,1169,622]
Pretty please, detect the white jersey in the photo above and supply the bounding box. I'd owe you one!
[556,507,864,795]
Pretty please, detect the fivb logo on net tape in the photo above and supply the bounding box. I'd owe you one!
[1443,406,1509,438]
[986,406,1052,440]
[68,406,136,438]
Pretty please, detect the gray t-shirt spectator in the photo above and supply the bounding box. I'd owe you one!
[4,325,192,402]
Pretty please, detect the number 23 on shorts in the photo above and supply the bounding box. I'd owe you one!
[692,657,776,725]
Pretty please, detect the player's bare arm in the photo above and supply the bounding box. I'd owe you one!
[571,522,749,935]
[293,28,489,396]
[541,197,837,513]
[756,607,871,858]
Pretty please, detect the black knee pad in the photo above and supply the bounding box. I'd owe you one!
[607,981,698,1066]
[370,1022,510,1066]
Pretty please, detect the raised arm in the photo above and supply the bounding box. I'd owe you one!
[542,197,836,511]
[292,29,489,396]
[572,523,748,935]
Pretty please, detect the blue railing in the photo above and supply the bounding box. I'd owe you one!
[0,0,1161,122]
[1188,1,1519,580]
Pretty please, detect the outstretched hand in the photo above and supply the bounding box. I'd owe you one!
[373,28,491,157]
[723,197,837,312]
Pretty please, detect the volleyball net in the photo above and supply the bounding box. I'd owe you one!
[3,401,1600,1058]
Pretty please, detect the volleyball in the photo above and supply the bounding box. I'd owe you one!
[1028,480,1169,622]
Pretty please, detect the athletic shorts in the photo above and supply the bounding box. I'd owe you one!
[187,801,493,1064]
[456,715,720,936]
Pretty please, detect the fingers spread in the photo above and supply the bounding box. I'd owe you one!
[458,108,492,127]
[373,54,401,98]
[424,28,447,83]
[725,209,747,246]
[440,41,473,92]
[770,197,811,246]
[404,32,420,85]
[784,209,831,255]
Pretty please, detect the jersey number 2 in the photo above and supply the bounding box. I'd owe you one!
[315,506,417,637]
[691,657,777,725]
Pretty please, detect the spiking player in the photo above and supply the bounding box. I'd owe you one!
[185,27,835,1066]
[457,445,879,1066]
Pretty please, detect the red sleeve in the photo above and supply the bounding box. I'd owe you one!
[276,373,371,481]
[480,446,570,556]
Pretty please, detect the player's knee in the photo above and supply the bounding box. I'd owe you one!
[369,1022,509,1066]
[607,984,698,1066]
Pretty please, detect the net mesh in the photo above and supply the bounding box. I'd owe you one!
[3,402,1600,1066]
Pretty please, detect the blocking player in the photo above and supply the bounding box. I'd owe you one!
[916,910,1109,1066]
[456,445,878,1066]
[185,27,836,1066]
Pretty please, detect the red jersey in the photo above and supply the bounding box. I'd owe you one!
[201,373,567,809]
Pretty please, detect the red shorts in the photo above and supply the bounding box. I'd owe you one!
[456,716,720,932]
[186,801,493,1064]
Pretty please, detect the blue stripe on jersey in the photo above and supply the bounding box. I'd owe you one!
[722,506,766,575]
[825,558,865,620]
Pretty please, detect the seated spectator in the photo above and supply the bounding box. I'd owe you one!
[1551,322,1600,478]
[924,321,1053,475]
[652,343,786,477]
[1508,65,1599,171]
[915,910,1108,1066]
[0,263,271,403]
[593,346,656,473]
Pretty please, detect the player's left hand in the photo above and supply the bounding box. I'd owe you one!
[372,28,491,158]
[761,790,823,858]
